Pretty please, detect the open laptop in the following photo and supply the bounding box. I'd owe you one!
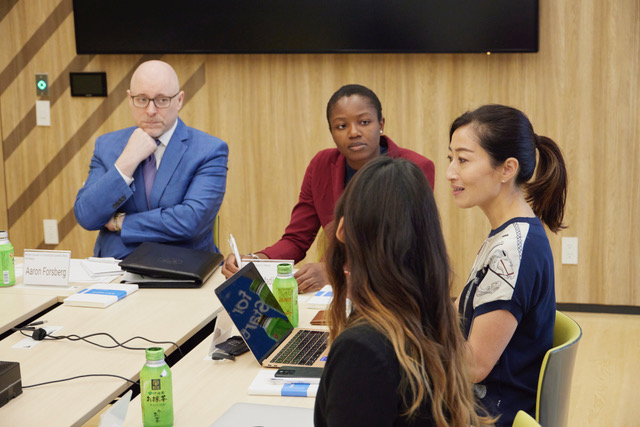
[214,262,329,368]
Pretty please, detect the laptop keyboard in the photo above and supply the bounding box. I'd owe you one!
[272,330,329,365]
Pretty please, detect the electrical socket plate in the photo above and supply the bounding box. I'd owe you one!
[43,219,59,245]
[561,237,578,265]
[36,100,51,126]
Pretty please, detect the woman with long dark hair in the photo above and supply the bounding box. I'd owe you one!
[315,156,490,427]
[447,104,568,425]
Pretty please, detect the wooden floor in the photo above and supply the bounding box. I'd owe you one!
[83,311,639,426]
[566,311,640,426]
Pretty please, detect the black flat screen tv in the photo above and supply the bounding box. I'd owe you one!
[72,0,538,54]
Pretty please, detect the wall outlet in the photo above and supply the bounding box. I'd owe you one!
[43,219,59,245]
[36,100,51,126]
[561,237,578,264]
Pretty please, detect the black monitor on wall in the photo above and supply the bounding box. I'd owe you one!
[69,72,107,97]
[72,0,538,54]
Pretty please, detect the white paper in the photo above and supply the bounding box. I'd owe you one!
[99,390,131,427]
[69,259,121,283]
[207,311,240,361]
[80,258,122,277]
[250,260,294,288]
[12,326,64,349]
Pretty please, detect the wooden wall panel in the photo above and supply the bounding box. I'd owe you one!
[1,0,639,305]
[0,109,6,229]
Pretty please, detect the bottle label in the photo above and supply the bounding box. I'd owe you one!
[141,365,173,426]
[145,389,170,404]
[0,245,15,286]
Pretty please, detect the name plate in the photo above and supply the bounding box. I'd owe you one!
[23,249,72,286]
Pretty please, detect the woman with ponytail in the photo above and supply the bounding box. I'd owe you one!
[314,156,492,427]
[446,104,568,425]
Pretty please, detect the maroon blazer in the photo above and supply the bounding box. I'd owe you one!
[260,136,435,262]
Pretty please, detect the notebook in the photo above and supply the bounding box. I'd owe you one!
[119,242,223,288]
[63,283,138,308]
[214,262,329,368]
[210,402,313,427]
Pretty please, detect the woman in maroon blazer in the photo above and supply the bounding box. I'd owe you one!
[222,84,435,292]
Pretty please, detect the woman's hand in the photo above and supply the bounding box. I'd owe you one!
[295,262,329,293]
[220,252,268,278]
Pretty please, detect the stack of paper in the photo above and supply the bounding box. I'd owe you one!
[68,258,122,284]
[80,257,122,277]
[63,283,138,308]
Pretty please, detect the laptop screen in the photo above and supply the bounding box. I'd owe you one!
[215,263,294,363]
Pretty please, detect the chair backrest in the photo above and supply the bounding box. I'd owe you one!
[513,410,541,427]
[535,310,583,427]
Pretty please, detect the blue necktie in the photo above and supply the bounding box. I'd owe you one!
[142,140,160,209]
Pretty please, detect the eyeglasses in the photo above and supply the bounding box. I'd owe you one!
[130,92,180,109]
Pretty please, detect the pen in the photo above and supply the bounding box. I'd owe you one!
[228,234,242,268]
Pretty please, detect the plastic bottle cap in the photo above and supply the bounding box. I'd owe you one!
[145,347,165,361]
[0,231,7,239]
[277,263,293,275]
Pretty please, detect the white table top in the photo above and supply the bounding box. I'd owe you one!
[124,295,323,426]
[0,270,227,427]
[0,292,58,334]
[1,283,84,301]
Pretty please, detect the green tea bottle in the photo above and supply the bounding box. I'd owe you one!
[140,347,173,426]
[0,230,15,287]
[272,263,299,327]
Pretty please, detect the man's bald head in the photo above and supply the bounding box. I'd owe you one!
[127,60,184,138]
[130,60,180,93]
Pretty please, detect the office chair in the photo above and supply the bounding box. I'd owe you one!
[513,410,541,427]
[535,310,583,427]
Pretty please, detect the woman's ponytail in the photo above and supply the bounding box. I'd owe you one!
[524,135,568,233]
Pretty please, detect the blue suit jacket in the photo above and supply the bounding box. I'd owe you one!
[74,118,228,259]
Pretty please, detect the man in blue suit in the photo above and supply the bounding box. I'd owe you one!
[74,60,228,259]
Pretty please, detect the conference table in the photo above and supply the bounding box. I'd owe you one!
[0,262,95,335]
[0,269,226,426]
[1,282,82,301]
[0,292,58,335]
[123,298,321,426]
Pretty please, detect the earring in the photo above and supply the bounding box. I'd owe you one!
[502,179,506,183]
[379,130,383,134]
